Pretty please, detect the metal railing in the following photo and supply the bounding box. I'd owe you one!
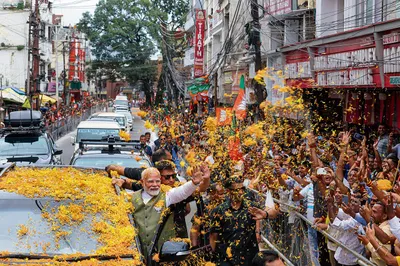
[250,189,374,266]
[46,103,106,141]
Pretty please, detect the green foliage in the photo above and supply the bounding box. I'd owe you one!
[77,0,188,105]
[17,1,24,10]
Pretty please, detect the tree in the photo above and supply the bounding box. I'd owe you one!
[78,0,156,105]
[77,0,189,106]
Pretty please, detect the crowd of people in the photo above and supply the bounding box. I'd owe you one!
[41,97,106,127]
[107,96,400,266]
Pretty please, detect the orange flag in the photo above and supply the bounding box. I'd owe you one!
[232,75,246,120]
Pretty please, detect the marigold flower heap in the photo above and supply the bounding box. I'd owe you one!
[0,167,140,262]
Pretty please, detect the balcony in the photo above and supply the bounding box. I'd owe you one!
[184,12,195,31]
[209,11,223,35]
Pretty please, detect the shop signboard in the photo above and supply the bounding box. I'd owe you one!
[194,9,206,77]
[389,76,400,85]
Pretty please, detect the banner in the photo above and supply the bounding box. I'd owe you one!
[68,40,76,81]
[216,107,232,126]
[194,9,206,78]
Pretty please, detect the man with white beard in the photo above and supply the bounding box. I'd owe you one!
[131,167,204,260]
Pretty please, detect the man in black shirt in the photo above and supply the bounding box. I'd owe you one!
[210,176,261,266]
[105,149,172,183]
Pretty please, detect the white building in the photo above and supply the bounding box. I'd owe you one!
[0,3,30,88]
[0,0,53,91]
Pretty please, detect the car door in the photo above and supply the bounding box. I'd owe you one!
[48,134,62,165]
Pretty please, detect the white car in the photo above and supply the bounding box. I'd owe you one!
[71,120,121,151]
[114,95,129,110]
[90,112,129,131]
[115,110,133,131]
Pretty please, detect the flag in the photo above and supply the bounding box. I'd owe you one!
[22,98,31,109]
[228,111,242,161]
[216,107,232,126]
[233,75,247,120]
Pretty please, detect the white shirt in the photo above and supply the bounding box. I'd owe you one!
[142,181,198,206]
[300,183,314,221]
[332,209,365,266]
[388,216,400,242]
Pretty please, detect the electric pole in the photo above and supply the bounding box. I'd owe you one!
[63,42,67,103]
[250,0,264,122]
[32,0,40,110]
[26,5,33,109]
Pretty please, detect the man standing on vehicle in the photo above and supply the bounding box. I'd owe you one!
[132,167,203,261]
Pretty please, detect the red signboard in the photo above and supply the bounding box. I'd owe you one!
[194,9,206,78]
[68,40,76,81]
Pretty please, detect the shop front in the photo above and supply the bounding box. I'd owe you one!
[283,29,400,130]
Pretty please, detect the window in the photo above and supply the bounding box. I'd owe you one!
[365,0,373,24]
[0,135,49,156]
[76,128,120,143]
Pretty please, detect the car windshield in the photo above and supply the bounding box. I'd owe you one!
[0,192,99,254]
[0,135,49,156]
[114,100,128,106]
[116,112,132,121]
[97,116,125,127]
[76,128,120,143]
[73,156,150,168]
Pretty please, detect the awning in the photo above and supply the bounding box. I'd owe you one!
[39,94,57,105]
[1,86,26,95]
[0,90,26,104]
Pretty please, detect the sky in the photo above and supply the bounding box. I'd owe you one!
[52,0,160,58]
[52,0,99,26]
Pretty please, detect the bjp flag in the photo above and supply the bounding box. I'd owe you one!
[216,107,232,126]
[232,75,247,120]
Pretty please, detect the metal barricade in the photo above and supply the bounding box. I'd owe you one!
[250,189,375,266]
[47,103,106,141]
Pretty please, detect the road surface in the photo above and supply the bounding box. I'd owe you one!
[56,108,149,164]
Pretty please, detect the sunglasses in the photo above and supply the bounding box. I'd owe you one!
[160,138,166,140]
[161,174,177,180]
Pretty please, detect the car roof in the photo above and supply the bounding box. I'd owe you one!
[96,112,126,118]
[115,96,128,100]
[73,150,151,164]
[77,120,120,129]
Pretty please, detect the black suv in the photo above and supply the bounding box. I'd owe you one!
[0,110,63,165]
[69,136,151,169]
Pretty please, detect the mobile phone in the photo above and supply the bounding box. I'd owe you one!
[353,133,364,141]
[342,195,349,205]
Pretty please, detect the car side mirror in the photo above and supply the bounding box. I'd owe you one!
[54,148,63,155]
[71,136,76,145]
[159,241,190,262]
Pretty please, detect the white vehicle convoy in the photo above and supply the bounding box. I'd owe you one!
[114,110,133,131]
[90,112,130,131]
[71,120,121,151]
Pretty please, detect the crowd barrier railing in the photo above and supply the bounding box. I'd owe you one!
[249,189,375,266]
[46,103,106,141]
